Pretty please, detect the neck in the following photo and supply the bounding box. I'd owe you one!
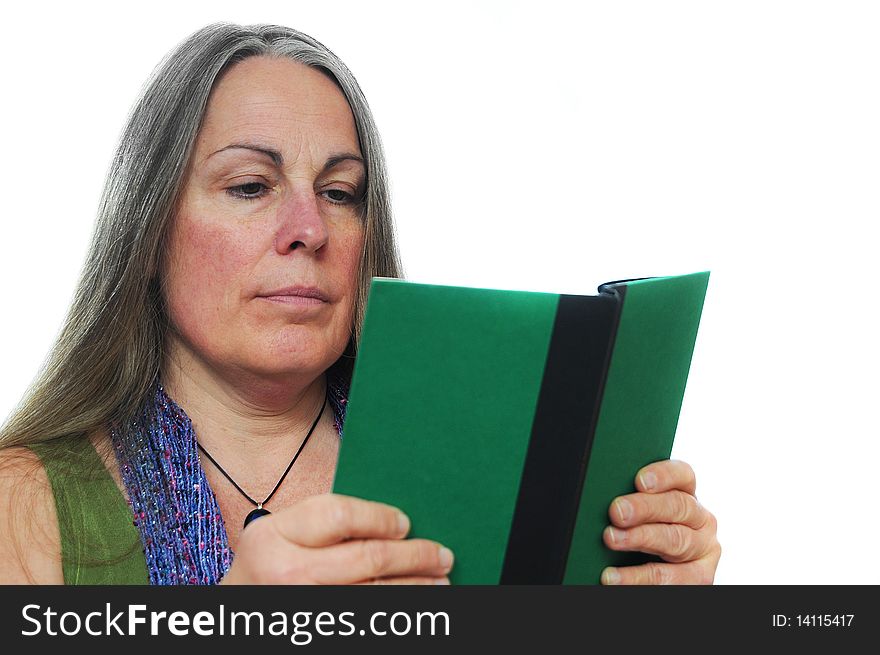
[161,337,329,460]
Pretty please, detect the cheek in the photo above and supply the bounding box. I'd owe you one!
[337,224,365,282]
[334,226,366,319]
[164,218,255,330]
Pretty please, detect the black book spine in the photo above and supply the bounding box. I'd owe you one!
[499,290,623,584]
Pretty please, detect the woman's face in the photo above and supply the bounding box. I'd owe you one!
[163,56,365,385]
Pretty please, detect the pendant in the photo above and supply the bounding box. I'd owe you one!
[244,507,271,528]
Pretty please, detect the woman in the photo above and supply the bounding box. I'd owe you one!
[0,23,720,585]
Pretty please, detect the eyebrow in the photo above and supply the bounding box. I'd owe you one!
[207,143,364,172]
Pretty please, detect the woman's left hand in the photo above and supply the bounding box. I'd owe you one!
[600,459,721,585]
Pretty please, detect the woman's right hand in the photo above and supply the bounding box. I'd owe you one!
[220,494,453,585]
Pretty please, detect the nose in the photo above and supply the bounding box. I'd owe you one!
[274,188,330,255]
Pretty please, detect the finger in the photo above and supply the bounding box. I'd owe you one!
[356,576,451,585]
[635,459,696,496]
[271,494,410,547]
[601,556,717,585]
[603,523,711,563]
[609,490,708,530]
[308,538,454,584]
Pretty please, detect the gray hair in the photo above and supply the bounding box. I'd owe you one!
[0,22,402,449]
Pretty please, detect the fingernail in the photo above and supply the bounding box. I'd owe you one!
[606,526,625,546]
[602,567,621,585]
[639,471,657,491]
[439,547,454,570]
[614,498,633,523]
[435,577,451,585]
[397,512,410,535]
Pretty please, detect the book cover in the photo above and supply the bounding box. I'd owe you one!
[332,272,709,584]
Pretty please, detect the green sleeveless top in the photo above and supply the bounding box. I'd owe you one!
[28,436,149,584]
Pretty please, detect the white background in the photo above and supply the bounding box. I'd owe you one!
[1,1,877,584]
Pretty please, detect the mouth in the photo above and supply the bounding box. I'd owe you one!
[259,286,330,305]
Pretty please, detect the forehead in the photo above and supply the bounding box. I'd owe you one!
[195,56,361,158]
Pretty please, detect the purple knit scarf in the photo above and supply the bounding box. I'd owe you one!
[110,378,348,585]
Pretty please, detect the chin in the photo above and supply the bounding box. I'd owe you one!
[253,334,345,378]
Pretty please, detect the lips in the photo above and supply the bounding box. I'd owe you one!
[259,286,330,302]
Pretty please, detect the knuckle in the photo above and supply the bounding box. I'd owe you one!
[625,525,646,551]
[386,506,405,534]
[637,525,659,552]
[318,494,354,537]
[411,540,437,571]
[370,501,399,535]
[672,492,692,524]
[667,525,691,559]
[362,539,389,575]
[647,563,670,585]
[300,493,327,515]
[706,510,718,534]
[427,541,446,569]
[328,496,354,531]
[697,553,718,585]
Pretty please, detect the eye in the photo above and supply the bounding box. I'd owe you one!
[226,182,270,200]
[321,188,356,204]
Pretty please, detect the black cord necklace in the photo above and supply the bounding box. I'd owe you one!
[196,396,327,528]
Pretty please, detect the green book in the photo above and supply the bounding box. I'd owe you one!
[332,272,709,584]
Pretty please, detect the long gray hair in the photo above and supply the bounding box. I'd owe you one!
[0,22,401,449]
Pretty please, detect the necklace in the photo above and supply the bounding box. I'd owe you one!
[112,379,348,585]
[196,395,327,528]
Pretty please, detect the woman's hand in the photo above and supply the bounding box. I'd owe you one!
[221,494,453,585]
[600,459,720,585]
